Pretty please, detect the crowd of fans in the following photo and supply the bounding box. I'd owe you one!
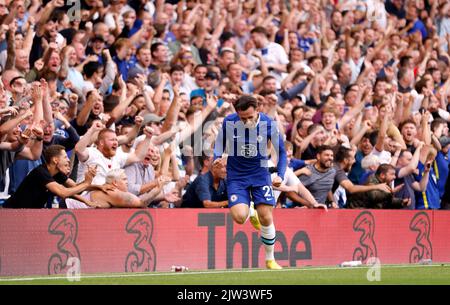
[0,0,450,210]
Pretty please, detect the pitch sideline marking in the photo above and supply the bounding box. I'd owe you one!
[0,264,447,282]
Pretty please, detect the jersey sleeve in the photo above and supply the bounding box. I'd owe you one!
[214,116,227,160]
[270,121,287,179]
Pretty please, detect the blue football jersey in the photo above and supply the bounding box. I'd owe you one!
[214,112,287,185]
[415,161,441,209]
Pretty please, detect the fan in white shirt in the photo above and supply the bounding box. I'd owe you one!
[74,120,154,185]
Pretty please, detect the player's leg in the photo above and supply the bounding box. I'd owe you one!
[253,185,282,270]
[227,181,252,225]
[229,204,249,224]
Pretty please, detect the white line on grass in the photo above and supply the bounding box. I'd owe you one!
[0,264,447,282]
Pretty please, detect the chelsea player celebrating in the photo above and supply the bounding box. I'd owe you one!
[214,95,287,269]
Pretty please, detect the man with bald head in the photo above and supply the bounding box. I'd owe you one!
[93,22,112,45]
[1,69,21,93]
[14,50,30,74]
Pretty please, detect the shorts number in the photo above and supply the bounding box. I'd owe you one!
[262,186,274,199]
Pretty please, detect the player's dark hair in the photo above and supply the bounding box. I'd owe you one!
[307,56,322,66]
[234,95,258,111]
[415,77,429,93]
[44,145,66,164]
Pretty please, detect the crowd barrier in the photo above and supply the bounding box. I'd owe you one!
[0,209,449,276]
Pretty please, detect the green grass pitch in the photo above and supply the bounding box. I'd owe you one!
[1,264,450,285]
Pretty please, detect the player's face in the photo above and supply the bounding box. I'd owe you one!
[237,107,258,129]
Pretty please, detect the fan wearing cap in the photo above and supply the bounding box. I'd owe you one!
[190,91,205,112]
[204,71,221,100]
[131,112,171,148]
[8,76,27,104]
[190,71,224,109]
